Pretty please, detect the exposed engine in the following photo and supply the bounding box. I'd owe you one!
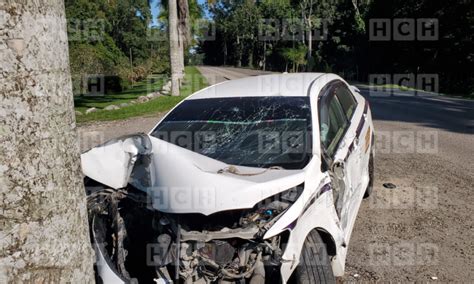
[87,180,302,283]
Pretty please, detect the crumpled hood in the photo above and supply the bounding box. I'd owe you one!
[81,134,305,215]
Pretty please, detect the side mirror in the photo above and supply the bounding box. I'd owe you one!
[331,160,345,179]
[350,85,361,93]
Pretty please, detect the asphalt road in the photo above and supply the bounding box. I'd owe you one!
[195,66,474,282]
[78,66,473,282]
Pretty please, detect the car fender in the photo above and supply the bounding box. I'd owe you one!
[278,188,348,282]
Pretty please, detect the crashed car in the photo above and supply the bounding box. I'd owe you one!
[82,73,374,283]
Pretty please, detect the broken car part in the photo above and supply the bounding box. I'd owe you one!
[82,73,375,283]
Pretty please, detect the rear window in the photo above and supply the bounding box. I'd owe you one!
[335,86,358,119]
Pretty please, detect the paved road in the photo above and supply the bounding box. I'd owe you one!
[196,66,474,282]
[196,66,275,85]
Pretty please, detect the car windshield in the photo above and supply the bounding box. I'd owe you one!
[151,97,312,169]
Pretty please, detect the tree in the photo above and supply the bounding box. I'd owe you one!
[169,0,182,96]
[299,0,315,65]
[281,45,308,72]
[65,0,162,93]
[0,1,94,282]
[178,0,191,74]
[160,0,200,86]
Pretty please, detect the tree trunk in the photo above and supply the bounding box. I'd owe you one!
[223,40,227,65]
[178,0,190,81]
[263,41,267,71]
[307,19,313,71]
[178,0,191,47]
[0,1,94,282]
[177,24,185,81]
[237,37,242,68]
[248,44,254,68]
[169,0,181,96]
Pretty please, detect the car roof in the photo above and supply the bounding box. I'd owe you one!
[187,73,328,100]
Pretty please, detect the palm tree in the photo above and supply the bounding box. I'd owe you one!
[0,1,94,281]
[169,0,182,96]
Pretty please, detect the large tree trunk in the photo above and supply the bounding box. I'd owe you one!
[177,25,185,80]
[177,0,189,81]
[0,0,94,282]
[169,0,181,96]
[178,0,191,47]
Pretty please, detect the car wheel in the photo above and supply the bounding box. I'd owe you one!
[291,230,335,284]
[363,151,374,198]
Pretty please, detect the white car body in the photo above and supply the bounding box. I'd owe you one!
[82,73,374,283]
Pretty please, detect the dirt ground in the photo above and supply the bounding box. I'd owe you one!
[77,115,163,152]
[342,120,474,282]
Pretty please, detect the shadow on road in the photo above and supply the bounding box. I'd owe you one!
[359,88,474,134]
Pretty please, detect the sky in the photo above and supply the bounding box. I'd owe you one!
[150,0,208,26]
[150,0,160,26]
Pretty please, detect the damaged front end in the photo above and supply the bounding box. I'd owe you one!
[83,134,304,283]
[88,182,301,283]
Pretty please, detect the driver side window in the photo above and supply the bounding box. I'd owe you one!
[319,85,349,158]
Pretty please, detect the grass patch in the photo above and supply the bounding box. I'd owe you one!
[74,74,166,113]
[376,84,415,91]
[360,83,440,94]
[76,66,208,123]
[180,66,209,96]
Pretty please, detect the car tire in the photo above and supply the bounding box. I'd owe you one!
[363,151,374,198]
[292,230,335,284]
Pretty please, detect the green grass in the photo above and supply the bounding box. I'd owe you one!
[361,83,440,94]
[74,74,166,113]
[375,84,420,92]
[76,66,208,123]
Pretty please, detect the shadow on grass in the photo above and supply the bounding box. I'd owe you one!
[76,66,208,123]
[74,74,167,110]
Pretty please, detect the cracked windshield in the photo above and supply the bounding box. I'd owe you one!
[152,97,312,169]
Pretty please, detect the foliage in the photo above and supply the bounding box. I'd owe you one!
[366,0,473,95]
[280,45,307,72]
[65,0,170,95]
[198,0,472,96]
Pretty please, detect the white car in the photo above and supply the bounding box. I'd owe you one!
[82,73,374,284]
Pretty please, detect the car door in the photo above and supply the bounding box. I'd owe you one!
[318,81,362,239]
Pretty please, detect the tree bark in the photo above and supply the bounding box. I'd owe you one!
[177,0,189,81]
[178,0,191,47]
[223,40,228,65]
[237,36,242,67]
[177,23,185,80]
[263,41,266,71]
[248,43,254,68]
[0,0,94,282]
[169,0,181,96]
[303,0,314,70]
